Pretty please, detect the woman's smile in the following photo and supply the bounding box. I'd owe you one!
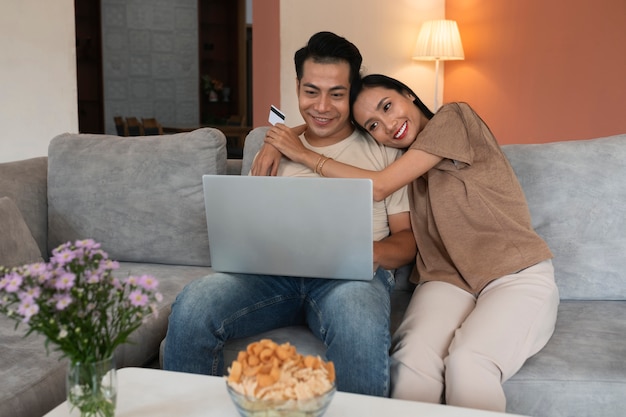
[394,121,408,140]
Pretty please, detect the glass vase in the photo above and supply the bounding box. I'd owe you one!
[66,354,117,417]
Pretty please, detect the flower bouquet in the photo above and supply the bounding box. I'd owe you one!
[202,74,224,102]
[0,239,162,417]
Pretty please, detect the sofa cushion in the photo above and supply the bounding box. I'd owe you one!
[112,262,213,367]
[0,317,66,417]
[503,300,626,417]
[502,134,626,300]
[0,197,44,267]
[47,129,227,266]
[0,157,48,257]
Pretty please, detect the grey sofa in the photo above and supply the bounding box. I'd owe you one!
[0,127,624,417]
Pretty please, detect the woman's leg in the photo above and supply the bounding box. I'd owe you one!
[444,260,559,411]
[390,281,475,402]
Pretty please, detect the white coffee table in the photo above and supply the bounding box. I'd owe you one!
[44,367,526,417]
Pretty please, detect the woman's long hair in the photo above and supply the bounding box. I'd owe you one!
[349,74,435,133]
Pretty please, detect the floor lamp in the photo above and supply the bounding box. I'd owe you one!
[412,20,465,111]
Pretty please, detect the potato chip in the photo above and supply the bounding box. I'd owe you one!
[225,339,335,401]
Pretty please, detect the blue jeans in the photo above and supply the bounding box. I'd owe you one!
[163,268,395,397]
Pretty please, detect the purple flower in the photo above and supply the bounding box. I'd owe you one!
[128,290,148,307]
[102,259,119,272]
[0,276,8,291]
[85,270,101,284]
[37,269,54,285]
[112,277,123,290]
[3,272,23,293]
[0,239,162,363]
[136,275,158,291]
[18,299,39,322]
[19,287,41,301]
[55,272,76,290]
[75,239,100,250]
[55,294,72,310]
[25,262,47,276]
[52,241,72,254]
[73,247,87,264]
[51,248,77,266]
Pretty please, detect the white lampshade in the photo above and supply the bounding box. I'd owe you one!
[412,19,465,61]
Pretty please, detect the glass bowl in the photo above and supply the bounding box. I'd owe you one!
[226,381,336,417]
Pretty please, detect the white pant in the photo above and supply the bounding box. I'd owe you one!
[390,260,559,412]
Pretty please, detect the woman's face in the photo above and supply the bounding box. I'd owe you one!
[352,86,427,149]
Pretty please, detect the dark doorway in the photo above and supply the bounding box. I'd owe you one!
[74,0,104,133]
[198,0,246,125]
[74,1,250,135]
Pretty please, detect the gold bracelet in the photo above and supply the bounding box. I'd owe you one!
[314,154,326,175]
[318,156,332,177]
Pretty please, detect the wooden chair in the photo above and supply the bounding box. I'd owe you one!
[114,116,128,136]
[126,117,143,136]
[141,118,163,135]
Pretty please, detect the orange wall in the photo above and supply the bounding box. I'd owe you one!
[445,0,626,144]
[251,0,280,127]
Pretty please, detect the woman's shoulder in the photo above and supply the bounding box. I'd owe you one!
[437,102,476,115]
[434,102,487,130]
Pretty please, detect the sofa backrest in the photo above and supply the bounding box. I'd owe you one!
[47,128,227,266]
[503,134,626,301]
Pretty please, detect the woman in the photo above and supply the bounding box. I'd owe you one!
[263,74,560,412]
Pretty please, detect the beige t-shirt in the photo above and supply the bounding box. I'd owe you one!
[408,102,552,293]
[277,129,410,242]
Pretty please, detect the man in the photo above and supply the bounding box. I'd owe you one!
[163,31,416,397]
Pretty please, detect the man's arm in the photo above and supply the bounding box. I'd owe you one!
[374,211,416,270]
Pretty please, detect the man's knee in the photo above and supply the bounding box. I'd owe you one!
[169,276,224,329]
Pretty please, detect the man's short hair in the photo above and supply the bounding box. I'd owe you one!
[294,31,362,85]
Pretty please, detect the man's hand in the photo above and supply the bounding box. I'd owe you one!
[251,124,308,176]
[374,212,416,271]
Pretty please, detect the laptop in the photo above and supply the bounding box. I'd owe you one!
[202,175,374,280]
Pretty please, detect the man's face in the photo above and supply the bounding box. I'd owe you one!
[296,59,354,142]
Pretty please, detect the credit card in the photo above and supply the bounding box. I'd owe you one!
[269,105,285,125]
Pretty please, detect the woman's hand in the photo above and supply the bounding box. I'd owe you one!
[250,143,283,176]
[264,124,308,164]
[251,124,308,176]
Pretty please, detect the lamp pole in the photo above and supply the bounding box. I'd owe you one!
[434,58,441,111]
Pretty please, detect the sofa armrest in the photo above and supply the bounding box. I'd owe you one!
[0,157,48,257]
[241,127,269,175]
